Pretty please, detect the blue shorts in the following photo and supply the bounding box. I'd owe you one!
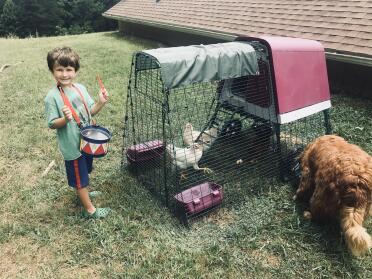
[65,154,93,189]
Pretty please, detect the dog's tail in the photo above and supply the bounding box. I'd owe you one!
[340,206,372,256]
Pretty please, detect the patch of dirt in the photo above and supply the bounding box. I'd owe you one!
[0,157,17,185]
[0,236,112,278]
[0,237,57,278]
[251,248,281,268]
[18,160,39,188]
[204,208,236,227]
[0,158,39,189]
[57,266,102,279]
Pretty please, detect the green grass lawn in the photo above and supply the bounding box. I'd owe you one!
[0,32,371,278]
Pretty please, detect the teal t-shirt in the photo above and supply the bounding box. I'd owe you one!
[44,83,95,160]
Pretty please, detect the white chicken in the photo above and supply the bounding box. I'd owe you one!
[183,123,218,151]
[166,142,212,180]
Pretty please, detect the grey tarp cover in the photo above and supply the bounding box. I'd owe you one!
[141,42,259,89]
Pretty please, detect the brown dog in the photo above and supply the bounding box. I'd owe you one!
[294,135,372,256]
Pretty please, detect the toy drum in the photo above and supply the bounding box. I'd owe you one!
[80,125,112,158]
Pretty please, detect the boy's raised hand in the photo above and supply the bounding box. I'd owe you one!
[96,75,108,104]
[98,89,108,104]
[62,105,73,121]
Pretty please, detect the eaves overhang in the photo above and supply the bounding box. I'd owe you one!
[325,51,372,67]
[103,14,236,41]
[104,13,372,67]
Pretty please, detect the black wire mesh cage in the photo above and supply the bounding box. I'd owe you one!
[122,36,332,224]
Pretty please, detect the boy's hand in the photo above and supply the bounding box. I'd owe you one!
[62,105,73,121]
[96,75,108,104]
[98,90,108,104]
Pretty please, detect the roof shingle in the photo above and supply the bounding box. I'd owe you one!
[104,0,372,57]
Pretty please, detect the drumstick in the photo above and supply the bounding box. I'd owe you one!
[96,75,107,98]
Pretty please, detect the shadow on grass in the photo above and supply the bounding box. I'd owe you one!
[102,31,161,47]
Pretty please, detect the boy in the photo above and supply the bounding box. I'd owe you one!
[44,46,110,219]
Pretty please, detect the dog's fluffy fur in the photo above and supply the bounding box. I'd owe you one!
[294,135,372,256]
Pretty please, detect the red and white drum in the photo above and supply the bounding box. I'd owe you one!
[80,125,112,158]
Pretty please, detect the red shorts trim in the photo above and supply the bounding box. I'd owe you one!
[65,154,93,188]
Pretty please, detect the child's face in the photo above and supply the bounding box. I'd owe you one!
[52,64,77,87]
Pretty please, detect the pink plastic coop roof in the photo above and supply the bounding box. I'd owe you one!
[264,36,331,118]
[239,36,331,123]
[260,36,325,52]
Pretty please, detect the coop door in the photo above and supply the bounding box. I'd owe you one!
[230,59,271,108]
[218,64,277,122]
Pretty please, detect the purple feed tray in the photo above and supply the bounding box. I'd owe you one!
[126,140,164,165]
[174,182,223,215]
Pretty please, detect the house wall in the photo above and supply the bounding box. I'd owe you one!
[119,21,227,46]
[119,21,372,100]
[327,60,372,99]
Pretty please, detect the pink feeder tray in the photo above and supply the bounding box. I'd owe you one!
[126,140,164,165]
[174,182,223,215]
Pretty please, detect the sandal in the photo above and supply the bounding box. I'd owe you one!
[83,207,111,219]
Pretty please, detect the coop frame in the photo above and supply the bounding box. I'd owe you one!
[123,36,332,224]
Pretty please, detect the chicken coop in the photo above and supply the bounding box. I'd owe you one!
[122,36,332,224]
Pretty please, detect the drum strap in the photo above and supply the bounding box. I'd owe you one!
[58,84,91,128]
